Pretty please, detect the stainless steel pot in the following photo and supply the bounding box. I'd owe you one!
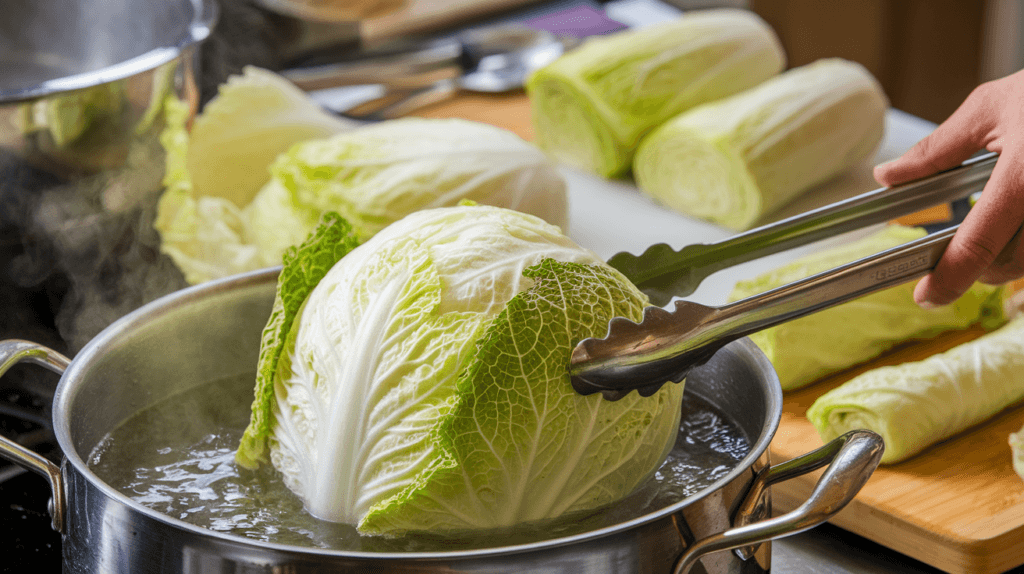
[0,268,883,573]
[0,0,217,352]
[1,0,215,173]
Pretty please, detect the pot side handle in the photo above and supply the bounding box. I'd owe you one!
[0,340,71,534]
[673,429,884,574]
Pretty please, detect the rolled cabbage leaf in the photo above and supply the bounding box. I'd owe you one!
[729,225,1006,390]
[526,8,784,178]
[808,314,1024,464]
[1010,422,1024,480]
[236,205,684,536]
[633,58,887,229]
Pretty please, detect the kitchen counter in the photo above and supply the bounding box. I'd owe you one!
[307,3,1024,570]
[406,87,1024,574]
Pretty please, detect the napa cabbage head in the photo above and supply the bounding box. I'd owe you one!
[236,205,683,536]
[243,117,569,271]
[155,73,569,286]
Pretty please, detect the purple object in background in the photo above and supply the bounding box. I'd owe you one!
[525,5,627,38]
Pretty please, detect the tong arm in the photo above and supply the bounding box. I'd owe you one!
[612,152,996,306]
[571,226,957,399]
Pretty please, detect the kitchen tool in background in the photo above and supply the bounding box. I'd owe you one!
[283,24,579,120]
[570,153,997,400]
[0,267,882,573]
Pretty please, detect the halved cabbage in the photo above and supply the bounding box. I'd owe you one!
[633,58,887,230]
[243,117,569,267]
[526,8,785,178]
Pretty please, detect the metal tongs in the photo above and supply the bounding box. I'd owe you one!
[570,152,999,400]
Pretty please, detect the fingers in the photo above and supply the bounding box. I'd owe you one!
[913,155,1024,306]
[875,84,998,187]
[979,223,1024,285]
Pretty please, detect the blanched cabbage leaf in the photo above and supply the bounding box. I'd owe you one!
[526,8,784,178]
[633,58,887,230]
[729,225,1006,390]
[808,314,1024,464]
[236,205,684,535]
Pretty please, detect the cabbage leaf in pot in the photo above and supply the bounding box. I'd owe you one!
[235,205,684,535]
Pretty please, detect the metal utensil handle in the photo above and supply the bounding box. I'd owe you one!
[711,224,956,343]
[281,40,462,91]
[0,340,69,533]
[616,152,996,291]
[673,430,885,574]
[339,80,459,122]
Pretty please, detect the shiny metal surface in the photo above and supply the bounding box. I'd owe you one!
[1,0,215,177]
[570,226,957,399]
[286,25,575,120]
[0,0,215,102]
[0,268,879,572]
[281,37,463,91]
[673,430,884,574]
[608,152,997,306]
[0,340,69,533]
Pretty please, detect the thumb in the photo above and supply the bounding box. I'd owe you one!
[875,85,997,186]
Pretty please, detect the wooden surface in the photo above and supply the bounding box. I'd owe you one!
[771,325,1024,574]
[416,91,1024,574]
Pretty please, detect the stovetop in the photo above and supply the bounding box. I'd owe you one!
[0,365,64,572]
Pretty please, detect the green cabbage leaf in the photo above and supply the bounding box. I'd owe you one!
[633,58,887,230]
[236,205,683,535]
[526,8,784,178]
[729,225,1006,390]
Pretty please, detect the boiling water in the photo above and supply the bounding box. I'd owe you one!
[88,373,750,552]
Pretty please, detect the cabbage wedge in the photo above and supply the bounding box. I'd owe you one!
[526,8,785,178]
[236,205,685,536]
[633,58,887,229]
[729,225,1006,390]
[808,314,1024,464]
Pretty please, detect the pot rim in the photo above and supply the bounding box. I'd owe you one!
[53,267,784,561]
[0,0,217,104]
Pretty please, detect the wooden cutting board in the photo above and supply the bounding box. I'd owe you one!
[770,323,1024,574]
[413,92,1024,574]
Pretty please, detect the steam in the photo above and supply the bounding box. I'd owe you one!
[1,133,188,354]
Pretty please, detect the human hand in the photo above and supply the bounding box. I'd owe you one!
[875,69,1024,308]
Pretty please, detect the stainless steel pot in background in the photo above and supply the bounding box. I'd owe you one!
[0,268,883,573]
[0,0,216,354]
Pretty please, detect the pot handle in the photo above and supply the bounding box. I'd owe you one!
[673,429,884,574]
[0,340,71,534]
